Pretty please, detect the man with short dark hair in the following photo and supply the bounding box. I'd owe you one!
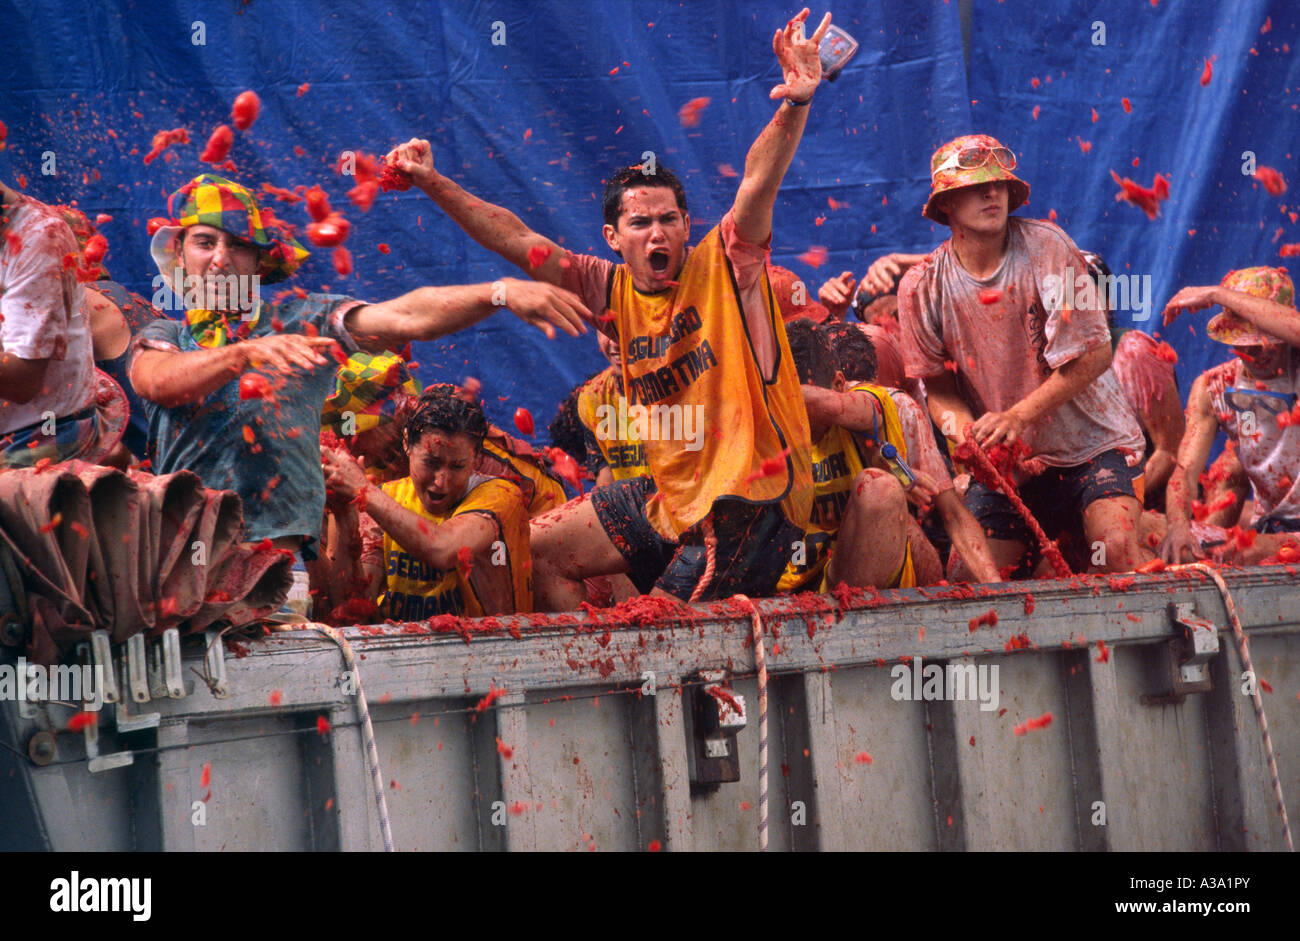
[387,10,832,607]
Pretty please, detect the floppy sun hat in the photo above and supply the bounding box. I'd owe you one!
[1207,266,1296,347]
[149,174,309,291]
[922,134,1030,225]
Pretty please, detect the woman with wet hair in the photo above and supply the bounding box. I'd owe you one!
[320,384,533,620]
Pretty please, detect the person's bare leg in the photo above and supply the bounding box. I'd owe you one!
[1083,494,1151,572]
[530,494,632,612]
[827,469,909,588]
[949,537,1027,582]
[907,519,945,586]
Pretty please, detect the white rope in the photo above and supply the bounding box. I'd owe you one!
[309,625,395,852]
[734,594,768,852]
[1176,564,1292,851]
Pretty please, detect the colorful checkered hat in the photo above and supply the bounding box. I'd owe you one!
[923,134,1030,226]
[1207,266,1296,346]
[321,350,423,435]
[150,174,309,288]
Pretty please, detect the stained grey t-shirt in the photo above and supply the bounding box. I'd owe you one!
[131,293,362,544]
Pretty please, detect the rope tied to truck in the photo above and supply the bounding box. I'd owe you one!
[1178,563,1293,852]
[309,625,396,852]
[734,594,769,852]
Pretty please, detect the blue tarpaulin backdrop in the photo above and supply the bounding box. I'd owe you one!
[1,0,1296,445]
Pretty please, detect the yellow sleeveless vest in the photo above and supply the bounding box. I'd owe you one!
[378,476,532,619]
[576,366,651,480]
[609,225,812,538]
[778,383,914,592]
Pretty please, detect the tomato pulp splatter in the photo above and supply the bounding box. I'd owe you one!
[200,124,234,164]
[231,90,261,131]
[1110,170,1170,220]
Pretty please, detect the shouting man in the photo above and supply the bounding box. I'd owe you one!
[386,9,834,607]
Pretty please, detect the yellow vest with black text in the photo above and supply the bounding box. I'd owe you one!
[777,383,911,592]
[609,225,812,539]
[378,475,532,619]
[576,366,652,480]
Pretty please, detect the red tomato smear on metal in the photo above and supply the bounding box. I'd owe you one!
[475,684,507,712]
[1013,711,1053,736]
[705,685,743,719]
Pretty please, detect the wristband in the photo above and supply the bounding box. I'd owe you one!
[785,96,811,108]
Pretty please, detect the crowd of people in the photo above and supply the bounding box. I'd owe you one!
[2,9,1297,628]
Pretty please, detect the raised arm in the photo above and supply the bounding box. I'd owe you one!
[345,277,590,350]
[1164,284,1300,347]
[386,139,567,286]
[731,9,832,244]
[1160,374,1219,562]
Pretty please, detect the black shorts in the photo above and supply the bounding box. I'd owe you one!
[964,448,1141,569]
[1254,516,1300,534]
[590,475,802,601]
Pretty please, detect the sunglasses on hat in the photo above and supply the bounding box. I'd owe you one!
[933,145,1017,177]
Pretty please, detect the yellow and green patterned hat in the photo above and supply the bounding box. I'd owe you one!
[1208,266,1296,346]
[151,174,309,285]
[923,134,1030,226]
[322,350,423,435]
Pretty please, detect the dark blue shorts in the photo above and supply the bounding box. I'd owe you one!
[1254,516,1300,534]
[964,448,1141,570]
[590,475,802,601]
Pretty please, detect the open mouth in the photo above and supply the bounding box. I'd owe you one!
[648,249,670,274]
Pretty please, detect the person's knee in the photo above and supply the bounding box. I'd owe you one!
[850,468,906,517]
